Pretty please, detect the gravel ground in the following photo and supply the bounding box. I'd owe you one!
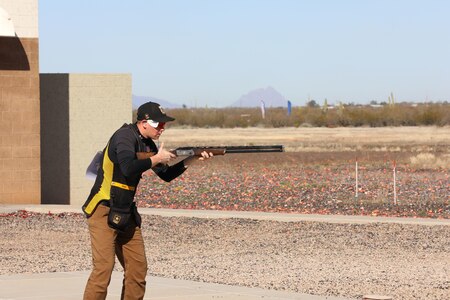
[136,153,450,218]
[1,210,449,300]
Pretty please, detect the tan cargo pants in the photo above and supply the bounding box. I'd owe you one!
[83,204,148,300]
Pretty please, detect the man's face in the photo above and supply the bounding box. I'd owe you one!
[142,120,166,140]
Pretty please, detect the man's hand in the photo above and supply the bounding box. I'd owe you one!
[198,151,214,160]
[182,150,213,167]
[153,142,176,165]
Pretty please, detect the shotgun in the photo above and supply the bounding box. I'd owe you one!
[136,145,284,160]
[87,145,284,179]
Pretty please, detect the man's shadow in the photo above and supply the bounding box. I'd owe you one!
[0,36,30,70]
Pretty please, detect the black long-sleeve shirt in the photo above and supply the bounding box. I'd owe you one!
[82,123,186,216]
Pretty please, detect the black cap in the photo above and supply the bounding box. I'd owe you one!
[136,102,175,122]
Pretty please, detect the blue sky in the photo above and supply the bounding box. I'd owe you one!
[39,0,450,107]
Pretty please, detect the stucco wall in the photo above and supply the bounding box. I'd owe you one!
[0,0,39,38]
[0,0,40,204]
[40,73,132,206]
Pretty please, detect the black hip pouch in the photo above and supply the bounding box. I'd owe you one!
[107,206,132,232]
[107,185,135,231]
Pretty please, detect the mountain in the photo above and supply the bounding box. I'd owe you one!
[132,94,182,109]
[230,86,287,107]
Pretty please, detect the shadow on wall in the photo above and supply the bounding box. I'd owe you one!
[0,36,30,70]
[40,74,70,204]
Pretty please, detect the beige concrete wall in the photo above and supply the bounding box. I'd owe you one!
[69,74,132,206]
[40,74,132,206]
[0,0,40,204]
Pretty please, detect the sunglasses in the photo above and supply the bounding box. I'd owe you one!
[146,120,166,130]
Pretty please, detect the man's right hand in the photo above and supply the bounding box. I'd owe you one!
[153,142,176,165]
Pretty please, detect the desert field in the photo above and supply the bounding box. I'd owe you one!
[138,126,450,218]
[162,126,450,154]
[1,126,449,300]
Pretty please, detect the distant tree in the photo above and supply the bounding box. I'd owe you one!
[370,100,378,105]
[165,102,449,128]
[306,100,318,107]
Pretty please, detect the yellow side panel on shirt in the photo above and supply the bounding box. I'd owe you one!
[84,144,114,215]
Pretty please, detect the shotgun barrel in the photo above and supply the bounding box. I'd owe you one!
[222,145,284,153]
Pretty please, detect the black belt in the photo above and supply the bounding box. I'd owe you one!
[100,200,110,207]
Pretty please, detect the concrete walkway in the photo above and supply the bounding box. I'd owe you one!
[2,204,447,300]
[1,204,449,226]
[0,271,348,300]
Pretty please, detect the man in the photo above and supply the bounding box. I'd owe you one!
[82,102,212,300]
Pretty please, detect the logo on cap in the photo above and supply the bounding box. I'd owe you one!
[159,106,166,115]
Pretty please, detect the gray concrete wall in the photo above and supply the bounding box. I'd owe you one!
[40,73,132,206]
[40,74,69,204]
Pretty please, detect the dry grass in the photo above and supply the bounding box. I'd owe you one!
[410,153,450,169]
